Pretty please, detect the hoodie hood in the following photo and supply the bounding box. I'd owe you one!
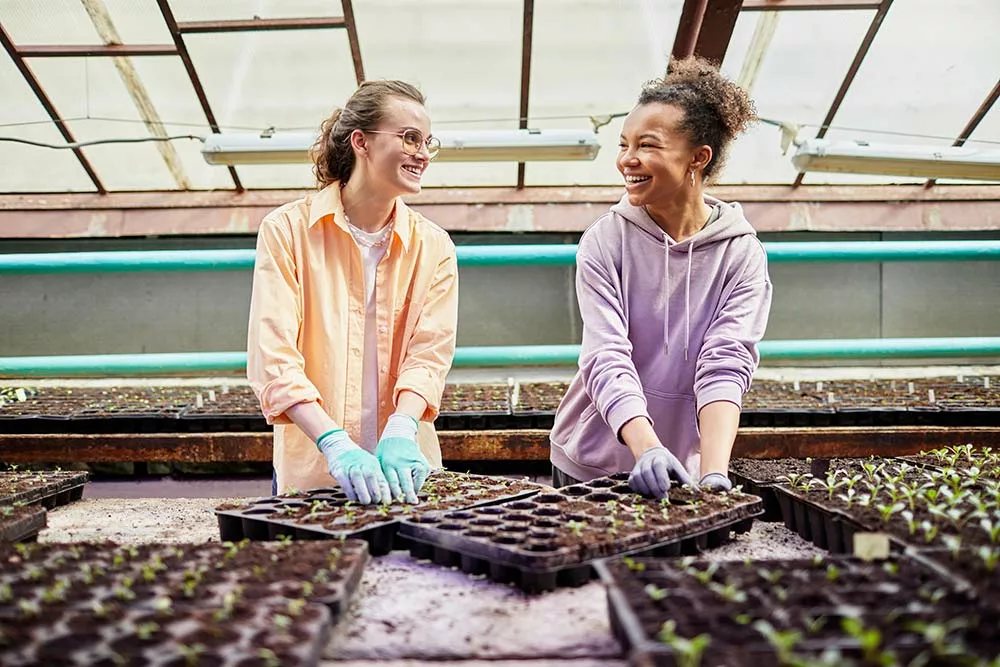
[610,194,758,360]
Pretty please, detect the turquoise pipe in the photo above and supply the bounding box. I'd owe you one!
[3,241,1000,274]
[3,338,1000,377]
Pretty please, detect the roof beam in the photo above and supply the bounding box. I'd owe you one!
[925,78,1000,187]
[176,17,347,34]
[693,0,745,65]
[671,0,709,60]
[17,44,178,57]
[793,0,894,186]
[81,0,191,190]
[742,0,881,9]
[155,0,242,191]
[340,0,365,84]
[516,0,535,189]
[0,22,105,193]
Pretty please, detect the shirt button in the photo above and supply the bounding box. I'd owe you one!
[380,366,387,373]
[378,325,387,333]
[380,400,387,407]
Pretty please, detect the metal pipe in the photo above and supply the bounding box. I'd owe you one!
[3,241,1000,274]
[3,338,1000,377]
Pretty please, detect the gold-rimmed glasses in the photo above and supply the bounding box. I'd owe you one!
[366,129,441,159]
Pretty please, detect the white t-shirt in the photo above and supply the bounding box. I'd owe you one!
[348,222,392,450]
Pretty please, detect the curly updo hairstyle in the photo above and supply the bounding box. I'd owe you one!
[638,56,757,183]
[311,80,426,188]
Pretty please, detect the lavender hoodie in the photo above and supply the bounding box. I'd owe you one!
[549,194,772,482]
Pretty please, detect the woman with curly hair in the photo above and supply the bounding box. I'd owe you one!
[550,57,772,498]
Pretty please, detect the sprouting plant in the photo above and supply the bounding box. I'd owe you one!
[300,581,315,597]
[91,600,108,618]
[567,520,587,537]
[803,615,826,634]
[876,502,905,523]
[753,620,803,665]
[645,583,668,601]
[313,569,331,584]
[837,488,857,508]
[825,564,840,582]
[777,473,814,491]
[623,557,645,572]
[657,620,710,667]
[257,648,281,667]
[842,473,864,493]
[919,521,939,544]
[136,622,159,641]
[817,472,846,500]
[287,598,307,616]
[977,546,1000,573]
[757,569,783,585]
[18,599,40,617]
[941,535,963,559]
[708,581,747,603]
[273,614,293,633]
[0,583,10,603]
[178,643,207,667]
[151,596,173,615]
[981,518,1000,545]
[841,617,891,666]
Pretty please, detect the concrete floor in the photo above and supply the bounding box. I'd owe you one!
[39,491,822,665]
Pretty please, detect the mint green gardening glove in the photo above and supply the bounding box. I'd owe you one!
[316,429,391,505]
[375,413,431,504]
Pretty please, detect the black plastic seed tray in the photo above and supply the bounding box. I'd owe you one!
[0,539,369,623]
[0,505,46,544]
[0,471,88,509]
[0,594,332,667]
[399,473,762,594]
[772,484,876,554]
[215,470,544,555]
[595,553,999,667]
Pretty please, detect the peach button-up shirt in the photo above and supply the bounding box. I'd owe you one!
[247,182,458,493]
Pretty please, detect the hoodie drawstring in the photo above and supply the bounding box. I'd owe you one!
[685,242,694,361]
[663,240,670,355]
[664,238,695,360]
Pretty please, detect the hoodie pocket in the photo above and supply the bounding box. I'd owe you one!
[643,389,700,460]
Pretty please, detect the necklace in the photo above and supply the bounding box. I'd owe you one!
[345,214,393,249]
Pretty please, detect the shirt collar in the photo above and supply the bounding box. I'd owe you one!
[308,181,412,252]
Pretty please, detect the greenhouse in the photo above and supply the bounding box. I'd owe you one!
[1,0,999,665]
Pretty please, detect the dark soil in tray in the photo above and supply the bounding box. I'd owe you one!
[514,382,568,414]
[0,540,370,666]
[0,505,46,543]
[0,470,89,509]
[215,470,544,555]
[399,473,762,593]
[596,554,1000,666]
[439,383,511,415]
[771,453,1000,565]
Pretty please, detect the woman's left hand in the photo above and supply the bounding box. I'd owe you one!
[375,436,431,503]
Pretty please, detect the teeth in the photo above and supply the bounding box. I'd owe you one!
[403,166,421,176]
[625,175,650,184]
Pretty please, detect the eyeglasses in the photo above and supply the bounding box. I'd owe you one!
[366,129,441,159]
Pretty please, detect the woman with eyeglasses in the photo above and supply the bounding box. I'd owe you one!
[247,80,456,504]
[549,57,772,499]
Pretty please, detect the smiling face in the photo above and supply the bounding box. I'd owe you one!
[354,95,432,196]
[617,102,709,209]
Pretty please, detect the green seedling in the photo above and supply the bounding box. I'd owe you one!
[657,620,710,667]
[753,620,802,666]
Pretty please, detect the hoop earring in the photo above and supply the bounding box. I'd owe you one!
[689,170,695,187]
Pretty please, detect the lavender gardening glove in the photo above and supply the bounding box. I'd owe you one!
[699,472,733,493]
[316,429,390,505]
[375,413,431,504]
[628,447,697,499]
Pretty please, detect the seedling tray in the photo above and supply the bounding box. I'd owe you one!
[215,470,544,555]
[0,505,46,544]
[399,473,762,593]
[595,554,1000,667]
[0,471,88,509]
[0,593,331,667]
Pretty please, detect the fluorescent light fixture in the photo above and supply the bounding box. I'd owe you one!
[201,129,600,165]
[791,139,1000,181]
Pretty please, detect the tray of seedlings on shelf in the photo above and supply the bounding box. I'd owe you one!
[0,538,369,667]
[0,505,46,544]
[215,470,545,555]
[398,473,763,594]
[436,383,513,430]
[595,552,1000,667]
[771,450,1000,587]
[0,470,89,509]
[727,458,820,522]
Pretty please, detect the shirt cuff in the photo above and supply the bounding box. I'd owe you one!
[259,376,322,425]
[394,367,444,422]
[604,394,650,443]
[696,380,744,413]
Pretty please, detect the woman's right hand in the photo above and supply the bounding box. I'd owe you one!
[628,446,696,499]
[316,430,391,504]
